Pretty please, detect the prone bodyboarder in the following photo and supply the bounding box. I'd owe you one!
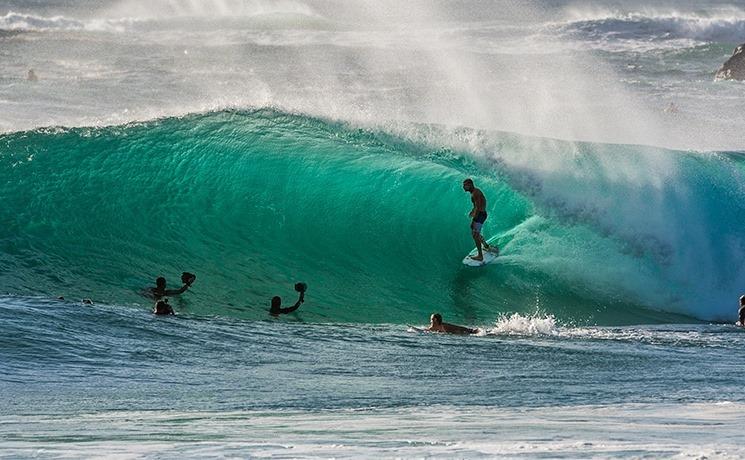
[426,313,479,335]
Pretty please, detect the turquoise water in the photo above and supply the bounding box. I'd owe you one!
[1,109,744,324]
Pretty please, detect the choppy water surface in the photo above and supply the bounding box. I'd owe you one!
[2,296,745,457]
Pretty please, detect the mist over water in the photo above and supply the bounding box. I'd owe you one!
[2,0,744,149]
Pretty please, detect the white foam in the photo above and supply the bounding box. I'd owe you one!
[0,11,134,32]
[3,403,744,458]
[487,312,558,336]
[563,13,745,47]
[101,0,320,20]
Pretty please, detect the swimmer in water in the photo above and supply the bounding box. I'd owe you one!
[146,272,195,300]
[270,283,307,316]
[153,299,174,316]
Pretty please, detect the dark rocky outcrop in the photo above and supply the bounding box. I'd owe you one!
[715,43,745,81]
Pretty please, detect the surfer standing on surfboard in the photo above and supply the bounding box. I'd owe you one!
[463,178,496,261]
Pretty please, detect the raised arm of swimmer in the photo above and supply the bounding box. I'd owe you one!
[148,273,196,299]
[269,283,307,316]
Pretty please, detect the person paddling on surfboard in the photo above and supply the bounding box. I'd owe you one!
[427,313,478,335]
[463,178,497,261]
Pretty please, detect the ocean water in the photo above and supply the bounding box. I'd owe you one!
[2,0,745,457]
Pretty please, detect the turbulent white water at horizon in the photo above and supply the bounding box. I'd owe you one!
[1,0,745,150]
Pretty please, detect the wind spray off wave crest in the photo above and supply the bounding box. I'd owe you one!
[5,1,744,150]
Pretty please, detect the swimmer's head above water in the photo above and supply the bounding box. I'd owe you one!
[153,299,174,315]
[430,313,443,327]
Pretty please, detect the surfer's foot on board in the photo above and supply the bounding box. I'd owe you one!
[470,254,484,261]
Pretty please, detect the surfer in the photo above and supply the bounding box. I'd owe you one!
[147,272,196,300]
[739,295,745,326]
[463,178,496,261]
[427,313,478,335]
[153,299,175,315]
[270,282,307,316]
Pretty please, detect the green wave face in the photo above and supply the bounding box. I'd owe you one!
[2,109,744,324]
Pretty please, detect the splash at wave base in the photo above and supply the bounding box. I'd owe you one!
[1,109,743,324]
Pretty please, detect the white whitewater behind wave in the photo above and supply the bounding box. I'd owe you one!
[558,7,745,43]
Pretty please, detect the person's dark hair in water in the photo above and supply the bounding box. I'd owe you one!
[153,299,174,316]
[270,283,306,316]
[739,295,745,326]
[431,313,443,325]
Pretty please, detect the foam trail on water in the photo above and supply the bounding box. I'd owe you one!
[487,313,558,336]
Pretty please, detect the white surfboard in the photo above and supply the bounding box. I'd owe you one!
[462,247,499,267]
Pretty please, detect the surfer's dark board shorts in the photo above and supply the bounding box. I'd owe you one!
[472,211,487,233]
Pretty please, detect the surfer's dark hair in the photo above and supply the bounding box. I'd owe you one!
[463,178,474,185]
[156,276,166,287]
[740,295,745,306]
[432,313,442,324]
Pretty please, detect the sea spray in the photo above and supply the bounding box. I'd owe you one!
[488,312,559,336]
